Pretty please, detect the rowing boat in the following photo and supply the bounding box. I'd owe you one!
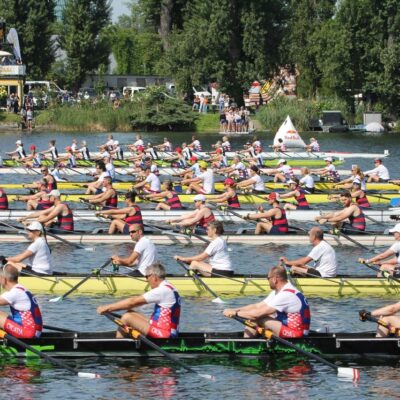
[12,274,400,296]
[0,231,392,246]
[0,209,398,222]
[3,181,399,192]
[4,192,398,204]
[0,166,353,176]
[1,330,399,359]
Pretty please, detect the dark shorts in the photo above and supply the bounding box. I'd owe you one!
[341,222,365,233]
[379,178,390,182]
[296,205,310,210]
[269,226,288,235]
[95,188,102,195]
[127,269,145,277]
[306,267,321,277]
[194,226,207,235]
[123,223,130,234]
[211,269,234,277]
[304,187,314,194]
[36,203,51,211]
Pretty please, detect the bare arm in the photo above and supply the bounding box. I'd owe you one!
[7,249,34,263]
[278,190,297,200]
[372,302,400,317]
[37,204,65,223]
[97,295,147,314]
[175,251,209,263]
[112,251,139,266]
[223,301,277,319]
[280,255,313,266]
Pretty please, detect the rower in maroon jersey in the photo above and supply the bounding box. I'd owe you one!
[143,181,183,211]
[277,178,311,210]
[209,178,241,208]
[86,177,118,210]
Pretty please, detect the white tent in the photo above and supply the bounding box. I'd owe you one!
[273,116,306,148]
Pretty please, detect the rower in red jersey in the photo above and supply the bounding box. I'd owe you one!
[86,176,118,210]
[210,178,241,208]
[245,192,289,235]
[17,180,54,211]
[277,178,311,210]
[316,190,366,233]
[143,181,183,211]
[0,187,9,210]
[0,264,42,339]
[223,265,310,339]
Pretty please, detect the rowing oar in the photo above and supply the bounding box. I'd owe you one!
[329,227,378,253]
[359,310,400,336]
[358,259,400,284]
[176,259,225,303]
[230,315,360,381]
[49,258,112,302]
[104,312,214,380]
[44,229,95,252]
[0,328,99,378]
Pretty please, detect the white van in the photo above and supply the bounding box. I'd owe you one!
[122,86,146,99]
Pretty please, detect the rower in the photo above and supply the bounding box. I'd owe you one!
[280,227,337,278]
[310,157,340,182]
[86,176,118,210]
[0,187,9,210]
[127,134,144,152]
[365,158,390,183]
[97,262,180,339]
[6,139,26,160]
[70,139,78,153]
[143,181,183,211]
[350,181,370,208]
[0,264,43,338]
[223,265,310,339]
[183,161,215,194]
[188,135,202,152]
[78,140,90,160]
[103,154,116,181]
[163,147,187,168]
[21,145,41,168]
[315,191,366,233]
[209,147,228,169]
[334,165,367,190]
[155,137,173,152]
[366,303,400,337]
[359,223,400,277]
[133,166,161,194]
[245,192,289,235]
[57,146,77,168]
[167,194,215,234]
[99,134,115,152]
[40,140,58,162]
[98,191,143,234]
[174,221,233,277]
[175,156,200,180]
[270,138,287,153]
[111,140,123,160]
[50,161,68,183]
[304,137,320,153]
[299,167,315,193]
[210,178,241,208]
[5,222,53,275]
[18,180,54,211]
[20,190,74,232]
[278,178,310,210]
[221,135,231,152]
[236,165,265,193]
[265,159,294,183]
[218,155,247,179]
[24,166,58,192]
[110,224,158,277]
[181,142,193,161]
[85,161,110,195]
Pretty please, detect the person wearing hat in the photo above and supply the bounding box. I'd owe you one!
[5,221,53,275]
[365,159,390,183]
[182,161,215,195]
[359,223,400,277]
[6,140,26,160]
[0,264,43,338]
[86,176,118,210]
[57,146,77,168]
[20,144,41,168]
[163,147,188,169]
[209,178,240,208]
[245,193,289,235]
[280,227,337,278]
[209,147,228,169]
[17,180,54,211]
[304,138,320,153]
[174,220,233,277]
[143,181,183,211]
[264,159,294,183]
[236,165,266,193]
[128,145,147,168]
[167,194,215,233]
[309,157,340,182]
[278,178,311,210]
[85,161,110,195]
[315,191,366,232]
[20,190,74,232]
[134,166,161,193]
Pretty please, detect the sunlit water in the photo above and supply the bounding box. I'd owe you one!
[0,129,399,399]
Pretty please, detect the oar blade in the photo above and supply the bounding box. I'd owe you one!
[83,247,96,252]
[48,296,62,302]
[337,367,360,381]
[198,373,216,381]
[211,297,225,304]
[77,372,101,379]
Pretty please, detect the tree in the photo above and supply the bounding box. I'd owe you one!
[0,0,56,79]
[58,0,111,90]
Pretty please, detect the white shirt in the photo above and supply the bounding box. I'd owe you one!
[71,143,78,152]
[182,147,192,160]
[134,139,144,147]
[233,162,246,171]
[50,146,58,159]
[300,174,315,189]
[205,237,232,271]
[1,284,32,312]
[190,163,201,177]
[134,236,158,275]
[143,280,179,308]
[307,240,337,277]
[326,164,336,173]
[98,171,110,184]
[146,172,161,192]
[251,174,265,191]
[192,140,201,150]
[106,162,115,179]
[352,176,366,191]
[199,169,215,194]
[51,168,63,182]
[27,237,53,275]
[389,241,400,264]
[263,282,303,314]
[106,139,115,148]
[365,164,390,180]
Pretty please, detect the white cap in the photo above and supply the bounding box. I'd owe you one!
[286,179,297,185]
[150,165,157,172]
[16,140,22,145]
[324,157,333,162]
[114,140,119,145]
[389,224,400,234]
[193,194,206,202]
[277,159,286,165]
[26,221,43,232]
[48,189,61,197]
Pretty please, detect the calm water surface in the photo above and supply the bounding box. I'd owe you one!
[0,130,399,399]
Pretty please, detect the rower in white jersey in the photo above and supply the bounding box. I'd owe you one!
[6,140,26,160]
[365,158,390,182]
[183,161,215,194]
[309,157,340,182]
[134,166,162,193]
[236,165,266,193]
[78,140,90,160]
[40,140,58,161]
[299,167,315,193]
[264,159,294,182]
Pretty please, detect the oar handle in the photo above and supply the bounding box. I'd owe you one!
[359,310,400,336]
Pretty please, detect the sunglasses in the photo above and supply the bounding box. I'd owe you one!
[129,230,140,234]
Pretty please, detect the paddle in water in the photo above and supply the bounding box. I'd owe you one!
[0,329,99,378]
[230,315,360,381]
[104,312,215,380]
[49,258,112,302]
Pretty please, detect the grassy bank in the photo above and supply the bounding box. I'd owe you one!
[0,112,20,124]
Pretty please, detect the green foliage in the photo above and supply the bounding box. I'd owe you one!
[0,0,56,79]
[257,97,351,132]
[58,0,111,90]
[194,113,220,132]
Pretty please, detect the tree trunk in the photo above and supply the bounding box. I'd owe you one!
[159,0,174,51]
